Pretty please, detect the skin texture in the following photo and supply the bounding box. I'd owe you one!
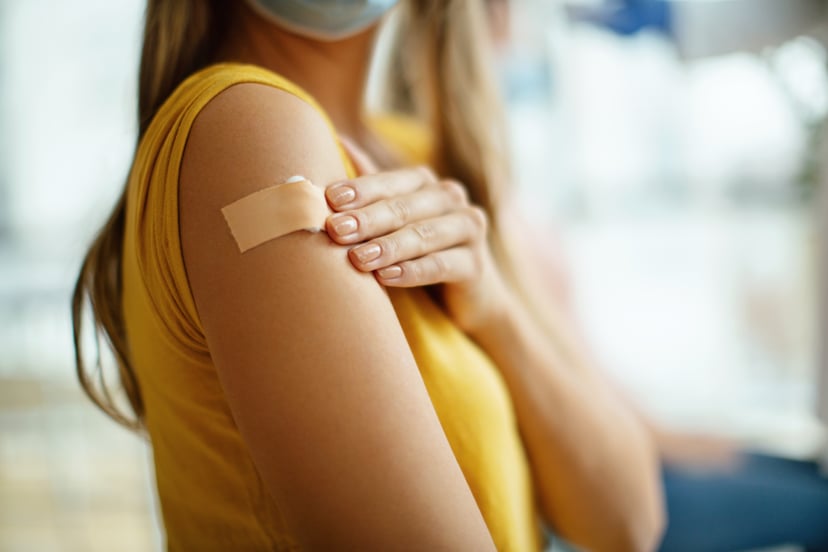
[179,83,496,550]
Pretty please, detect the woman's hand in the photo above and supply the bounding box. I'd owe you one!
[325,141,510,333]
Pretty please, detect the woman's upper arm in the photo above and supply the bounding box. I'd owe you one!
[179,83,495,550]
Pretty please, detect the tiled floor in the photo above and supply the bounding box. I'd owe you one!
[0,377,159,552]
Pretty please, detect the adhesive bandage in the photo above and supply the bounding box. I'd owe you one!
[221,175,331,252]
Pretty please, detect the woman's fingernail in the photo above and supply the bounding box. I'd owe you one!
[353,243,381,263]
[328,185,356,207]
[378,265,402,279]
[331,215,358,236]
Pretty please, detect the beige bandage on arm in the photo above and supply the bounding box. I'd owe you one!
[221,176,331,253]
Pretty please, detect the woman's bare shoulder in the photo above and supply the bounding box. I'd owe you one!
[182,81,343,209]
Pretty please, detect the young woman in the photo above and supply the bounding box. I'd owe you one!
[72,1,664,550]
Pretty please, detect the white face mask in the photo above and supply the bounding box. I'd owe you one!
[246,0,400,41]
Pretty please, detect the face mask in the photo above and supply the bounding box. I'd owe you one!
[246,0,399,41]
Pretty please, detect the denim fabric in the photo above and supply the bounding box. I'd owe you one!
[660,453,828,552]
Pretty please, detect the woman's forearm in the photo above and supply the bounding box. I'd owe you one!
[470,294,665,552]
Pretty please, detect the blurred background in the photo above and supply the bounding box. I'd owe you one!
[1,0,827,550]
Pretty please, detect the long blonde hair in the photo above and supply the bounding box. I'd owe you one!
[72,0,515,430]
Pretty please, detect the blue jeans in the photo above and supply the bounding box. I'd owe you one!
[659,452,828,552]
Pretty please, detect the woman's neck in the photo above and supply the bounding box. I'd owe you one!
[217,6,377,139]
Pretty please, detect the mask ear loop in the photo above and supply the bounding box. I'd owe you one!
[221,175,331,253]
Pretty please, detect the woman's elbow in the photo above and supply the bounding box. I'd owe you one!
[576,471,666,552]
[552,487,665,552]
[611,485,666,552]
[615,419,667,551]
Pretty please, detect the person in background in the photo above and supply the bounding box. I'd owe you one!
[72,1,664,550]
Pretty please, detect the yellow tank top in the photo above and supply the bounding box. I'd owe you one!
[122,63,541,551]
